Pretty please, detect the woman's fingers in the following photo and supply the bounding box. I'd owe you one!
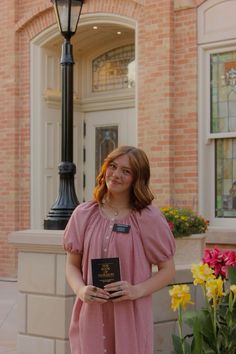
[104,281,127,293]
[85,285,110,303]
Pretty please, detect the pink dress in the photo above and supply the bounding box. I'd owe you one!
[64,201,175,354]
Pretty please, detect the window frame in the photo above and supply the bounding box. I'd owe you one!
[199,41,236,228]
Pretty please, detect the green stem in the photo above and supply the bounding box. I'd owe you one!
[178,307,186,354]
[213,299,217,339]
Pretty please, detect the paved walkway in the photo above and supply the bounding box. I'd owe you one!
[0,280,17,354]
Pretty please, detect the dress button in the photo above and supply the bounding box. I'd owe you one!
[103,335,106,339]
[104,248,107,252]
[104,350,107,353]
[106,236,109,239]
[110,224,113,229]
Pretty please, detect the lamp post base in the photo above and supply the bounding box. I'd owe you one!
[44,213,74,230]
[44,161,79,230]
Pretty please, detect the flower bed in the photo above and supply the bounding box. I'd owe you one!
[169,247,236,354]
[161,207,208,238]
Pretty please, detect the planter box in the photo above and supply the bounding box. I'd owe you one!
[174,234,206,267]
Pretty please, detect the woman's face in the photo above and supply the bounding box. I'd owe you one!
[105,154,134,197]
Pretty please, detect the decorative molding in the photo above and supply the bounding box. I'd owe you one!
[81,93,135,112]
[198,0,236,44]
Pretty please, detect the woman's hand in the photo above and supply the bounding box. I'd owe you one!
[77,285,110,304]
[104,281,140,302]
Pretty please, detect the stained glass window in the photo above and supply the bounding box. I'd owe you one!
[215,138,236,217]
[95,126,118,179]
[211,51,236,133]
[92,45,135,92]
[211,51,236,218]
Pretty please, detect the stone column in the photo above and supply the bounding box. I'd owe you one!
[9,230,74,354]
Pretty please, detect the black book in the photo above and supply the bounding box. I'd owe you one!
[91,257,121,289]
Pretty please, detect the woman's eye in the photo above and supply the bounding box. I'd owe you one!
[123,169,130,175]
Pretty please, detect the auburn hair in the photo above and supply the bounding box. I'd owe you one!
[93,146,154,211]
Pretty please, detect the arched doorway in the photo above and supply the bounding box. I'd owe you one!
[30,14,137,228]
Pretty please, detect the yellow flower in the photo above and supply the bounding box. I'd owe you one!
[191,263,215,285]
[169,284,193,311]
[230,285,236,295]
[205,278,224,301]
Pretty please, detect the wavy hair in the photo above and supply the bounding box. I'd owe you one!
[93,146,154,211]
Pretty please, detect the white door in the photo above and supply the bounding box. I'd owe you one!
[84,108,136,200]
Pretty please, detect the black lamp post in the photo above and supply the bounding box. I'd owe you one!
[44,0,84,230]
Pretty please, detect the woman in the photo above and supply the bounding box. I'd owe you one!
[64,145,175,354]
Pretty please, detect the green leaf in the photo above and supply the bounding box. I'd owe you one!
[191,315,204,354]
[227,266,236,285]
[183,341,192,354]
[172,334,184,354]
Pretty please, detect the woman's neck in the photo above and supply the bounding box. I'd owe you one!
[101,193,131,218]
[105,193,130,209]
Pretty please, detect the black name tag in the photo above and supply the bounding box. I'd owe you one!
[112,223,130,233]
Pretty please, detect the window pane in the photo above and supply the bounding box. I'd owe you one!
[95,126,118,179]
[92,45,135,92]
[211,51,236,133]
[215,138,236,217]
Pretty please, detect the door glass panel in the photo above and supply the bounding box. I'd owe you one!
[211,51,236,133]
[215,138,236,217]
[92,44,135,92]
[95,126,118,179]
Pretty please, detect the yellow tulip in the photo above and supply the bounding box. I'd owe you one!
[169,284,193,311]
[230,285,236,295]
[205,278,224,301]
[191,263,215,285]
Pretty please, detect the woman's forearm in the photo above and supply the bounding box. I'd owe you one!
[135,258,175,298]
[65,253,85,295]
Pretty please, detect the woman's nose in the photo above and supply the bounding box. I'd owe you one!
[112,168,121,177]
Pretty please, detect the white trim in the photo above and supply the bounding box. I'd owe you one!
[30,42,44,228]
[198,0,236,45]
[78,13,136,30]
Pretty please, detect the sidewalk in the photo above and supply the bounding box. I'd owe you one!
[0,280,17,354]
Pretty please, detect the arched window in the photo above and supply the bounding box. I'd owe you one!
[92,44,135,92]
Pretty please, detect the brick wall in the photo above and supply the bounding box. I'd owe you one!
[0,0,205,277]
[0,0,18,277]
[172,5,198,209]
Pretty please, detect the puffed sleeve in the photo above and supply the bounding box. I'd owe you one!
[135,205,176,264]
[63,201,97,254]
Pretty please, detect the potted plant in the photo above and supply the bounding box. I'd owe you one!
[160,207,208,238]
[161,207,209,266]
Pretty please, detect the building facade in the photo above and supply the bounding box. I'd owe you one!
[1,0,236,278]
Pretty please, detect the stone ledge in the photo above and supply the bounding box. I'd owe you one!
[206,230,236,245]
[206,229,236,250]
[9,230,65,254]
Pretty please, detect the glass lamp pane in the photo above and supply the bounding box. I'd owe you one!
[70,0,83,33]
[55,0,68,32]
[53,0,83,34]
